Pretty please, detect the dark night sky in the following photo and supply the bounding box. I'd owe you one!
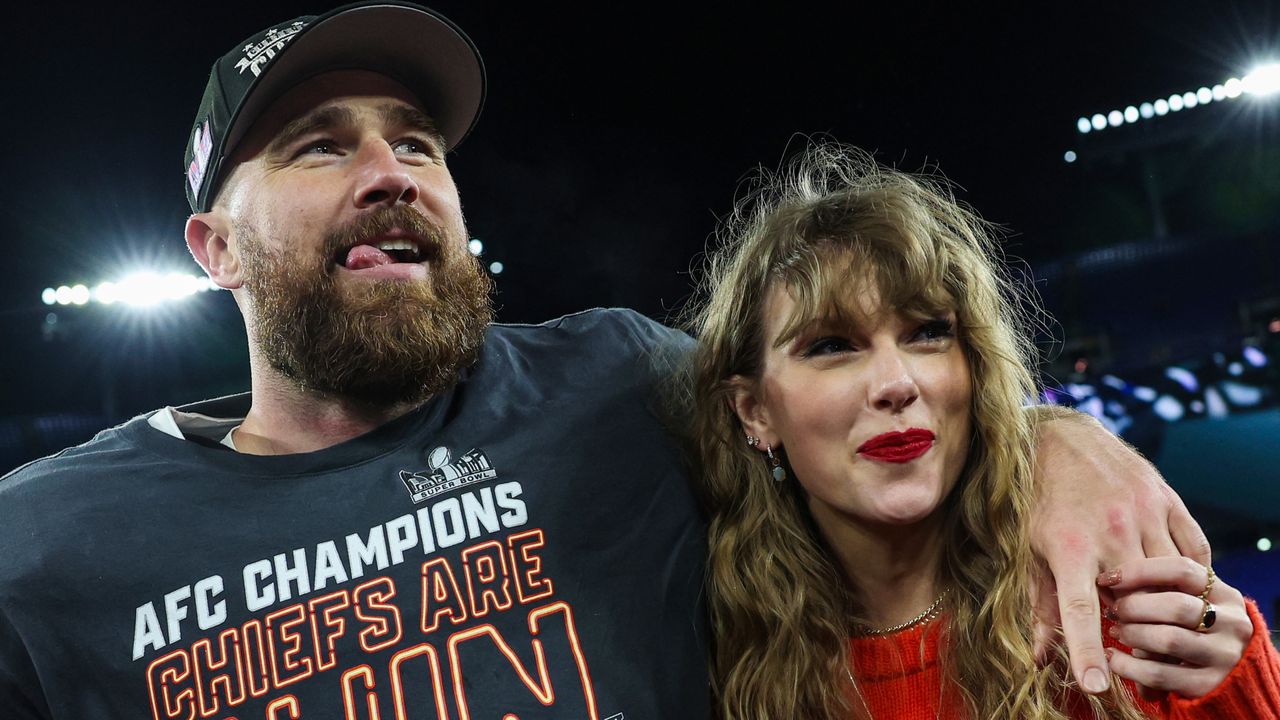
[4,1,1280,418]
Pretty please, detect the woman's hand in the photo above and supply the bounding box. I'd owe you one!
[1098,557,1254,698]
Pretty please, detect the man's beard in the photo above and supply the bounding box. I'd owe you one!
[237,205,494,407]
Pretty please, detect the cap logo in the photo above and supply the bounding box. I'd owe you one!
[234,20,308,77]
[188,119,213,197]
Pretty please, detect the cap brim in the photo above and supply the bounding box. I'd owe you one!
[223,2,485,159]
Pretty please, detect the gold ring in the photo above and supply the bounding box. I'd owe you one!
[1199,566,1216,601]
[1197,599,1217,632]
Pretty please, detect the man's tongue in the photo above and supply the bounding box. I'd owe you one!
[345,244,393,270]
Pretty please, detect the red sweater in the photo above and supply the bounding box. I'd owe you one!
[848,600,1280,719]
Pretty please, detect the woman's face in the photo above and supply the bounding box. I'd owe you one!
[735,282,973,531]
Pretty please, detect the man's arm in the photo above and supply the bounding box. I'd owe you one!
[1028,405,1211,695]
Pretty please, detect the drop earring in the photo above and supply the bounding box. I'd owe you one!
[766,444,786,482]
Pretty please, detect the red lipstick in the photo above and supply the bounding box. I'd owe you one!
[857,429,935,463]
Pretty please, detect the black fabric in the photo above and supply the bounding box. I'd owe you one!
[0,308,708,719]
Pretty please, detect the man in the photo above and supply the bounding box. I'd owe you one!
[0,3,1209,718]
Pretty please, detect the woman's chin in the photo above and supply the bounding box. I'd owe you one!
[864,497,944,527]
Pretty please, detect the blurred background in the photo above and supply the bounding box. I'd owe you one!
[2,3,1277,626]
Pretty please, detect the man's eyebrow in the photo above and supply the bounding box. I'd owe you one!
[266,106,357,156]
[378,103,444,147]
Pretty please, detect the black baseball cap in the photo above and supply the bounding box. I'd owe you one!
[184,1,485,213]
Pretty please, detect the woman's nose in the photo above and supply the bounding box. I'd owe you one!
[868,352,919,413]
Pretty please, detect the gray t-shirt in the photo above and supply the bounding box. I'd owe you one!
[0,308,708,719]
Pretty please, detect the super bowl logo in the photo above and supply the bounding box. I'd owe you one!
[399,446,497,504]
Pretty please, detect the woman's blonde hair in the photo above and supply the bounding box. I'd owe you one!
[681,142,1143,719]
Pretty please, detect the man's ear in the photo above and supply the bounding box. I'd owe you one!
[185,211,243,290]
[728,374,780,448]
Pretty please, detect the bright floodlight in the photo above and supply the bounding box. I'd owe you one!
[1075,65,1280,134]
[1260,537,1273,552]
[94,282,119,305]
[1243,62,1280,96]
[488,261,504,275]
[40,271,215,309]
[123,272,202,307]
[1063,150,1078,163]
[468,239,483,256]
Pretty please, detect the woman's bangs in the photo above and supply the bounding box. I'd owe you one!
[772,242,957,347]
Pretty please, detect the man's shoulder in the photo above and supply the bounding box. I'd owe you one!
[488,307,692,356]
[475,307,693,402]
[0,415,152,502]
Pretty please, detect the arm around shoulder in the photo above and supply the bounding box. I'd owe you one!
[1025,403,1212,695]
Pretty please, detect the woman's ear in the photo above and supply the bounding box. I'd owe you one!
[728,375,780,448]
[185,211,243,290]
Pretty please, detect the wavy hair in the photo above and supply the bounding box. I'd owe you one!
[680,142,1144,719]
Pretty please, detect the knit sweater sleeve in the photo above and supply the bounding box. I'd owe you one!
[1163,598,1280,719]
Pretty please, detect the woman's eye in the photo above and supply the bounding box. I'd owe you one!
[802,337,852,357]
[914,319,956,343]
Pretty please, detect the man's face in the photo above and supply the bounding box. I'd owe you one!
[215,70,493,406]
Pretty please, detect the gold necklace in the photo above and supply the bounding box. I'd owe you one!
[852,588,951,636]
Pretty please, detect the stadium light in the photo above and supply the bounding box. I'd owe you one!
[468,238,484,256]
[1260,537,1273,552]
[1075,61,1280,135]
[41,272,216,308]
[1243,62,1280,96]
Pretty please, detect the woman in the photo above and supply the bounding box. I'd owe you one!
[684,142,1279,718]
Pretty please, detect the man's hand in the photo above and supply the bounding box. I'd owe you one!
[1027,406,1211,695]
